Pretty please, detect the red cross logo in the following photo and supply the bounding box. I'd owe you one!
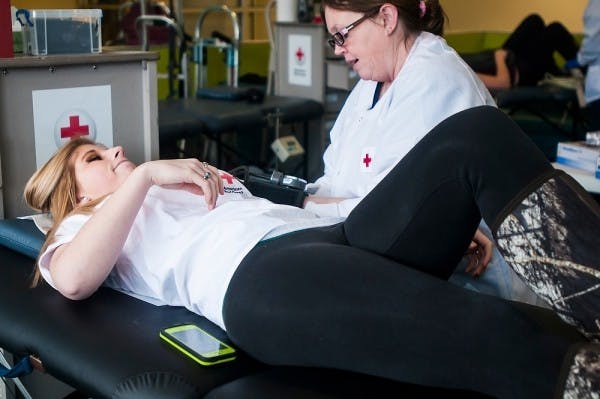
[220,173,234,184]
[54,109,97,148]
[295,47,305,63]
[60,115,90,139]
[363,153,372,168]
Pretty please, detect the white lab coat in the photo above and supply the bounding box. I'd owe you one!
[305,32,495,218]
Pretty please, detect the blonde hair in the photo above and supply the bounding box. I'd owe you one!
[24,137,100,286]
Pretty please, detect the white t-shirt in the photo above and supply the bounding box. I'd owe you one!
[305,32,496,218]
[38,174,343,330]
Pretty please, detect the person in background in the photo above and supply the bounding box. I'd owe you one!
[566,0,600,131]
[462,13,579,91]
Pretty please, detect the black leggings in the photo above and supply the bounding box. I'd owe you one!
[223,107,582,398]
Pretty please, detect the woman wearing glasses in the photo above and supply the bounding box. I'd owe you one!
[305,0,493,219]
[304,1,543,304]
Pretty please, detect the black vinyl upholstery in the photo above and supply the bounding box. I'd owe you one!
[494,84,584,139]
[0,219,265,399]
[157,95,324,177]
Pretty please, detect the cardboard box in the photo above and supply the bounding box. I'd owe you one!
[556,141,600,173]
[22,9,102,55]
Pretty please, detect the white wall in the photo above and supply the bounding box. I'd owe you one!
[443,0,588,33]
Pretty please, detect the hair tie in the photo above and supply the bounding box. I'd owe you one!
[418,0,426,18]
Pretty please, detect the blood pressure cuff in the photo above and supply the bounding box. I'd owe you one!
[230,166,307,208]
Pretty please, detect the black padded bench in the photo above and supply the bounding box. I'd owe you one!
[494,83,585,139]
[158,95,324,178]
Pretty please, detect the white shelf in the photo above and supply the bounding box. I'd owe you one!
[552,162,600,194]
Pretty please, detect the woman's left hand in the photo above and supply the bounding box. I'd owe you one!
[303,195,344,208]
[464,228,493,277]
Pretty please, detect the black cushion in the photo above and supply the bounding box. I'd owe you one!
[495,84,577,108]
[0,218,44,259]
[0,219,265,398]
[204,367,494,399]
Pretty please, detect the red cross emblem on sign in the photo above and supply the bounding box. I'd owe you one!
[363,153,372,168]
[60,115,90,139]
[295,47,305,62]
[54,109,97,148]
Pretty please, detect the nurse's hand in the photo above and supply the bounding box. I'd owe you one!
[303,195,344,208]
[464,228,493,277]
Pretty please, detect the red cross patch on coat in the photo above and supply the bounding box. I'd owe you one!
[360,147,376,172]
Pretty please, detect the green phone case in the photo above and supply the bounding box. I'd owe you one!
[159,323,237,366]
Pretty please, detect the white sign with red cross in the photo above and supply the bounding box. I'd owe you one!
[287,34,312,87]
[32,85,113,168]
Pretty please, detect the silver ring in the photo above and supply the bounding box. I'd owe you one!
[203,171,212,180]
[202,161,209,169]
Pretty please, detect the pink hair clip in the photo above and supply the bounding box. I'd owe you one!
[419,0,426,18]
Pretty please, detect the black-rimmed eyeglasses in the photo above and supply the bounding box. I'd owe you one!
[327,10,378,50]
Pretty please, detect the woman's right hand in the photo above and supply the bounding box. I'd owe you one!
[139,159,224,210]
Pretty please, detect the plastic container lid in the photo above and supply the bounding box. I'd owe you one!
[29,9,103,19]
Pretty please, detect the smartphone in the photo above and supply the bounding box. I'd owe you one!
[159,323,237,366]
